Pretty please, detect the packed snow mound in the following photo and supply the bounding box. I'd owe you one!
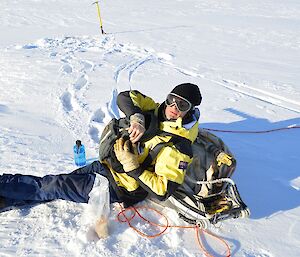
[291,177,300,191]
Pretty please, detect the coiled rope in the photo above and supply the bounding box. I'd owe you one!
[117,204,231,257]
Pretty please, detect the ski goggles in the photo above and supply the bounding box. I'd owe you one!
[165,93,192,112]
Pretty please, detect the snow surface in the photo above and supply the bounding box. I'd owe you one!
[0,0,300,256]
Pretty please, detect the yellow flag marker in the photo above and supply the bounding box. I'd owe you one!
[93,1,106,34]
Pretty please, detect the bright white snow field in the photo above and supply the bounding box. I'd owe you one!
[0,0,300,256]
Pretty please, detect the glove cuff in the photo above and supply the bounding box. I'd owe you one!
[130,113,145,127]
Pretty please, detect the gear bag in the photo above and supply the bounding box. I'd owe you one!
[99,117,130,172]
[153,128,250,226]
[186,128,236,197]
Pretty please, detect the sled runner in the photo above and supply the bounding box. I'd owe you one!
[152,128,250,228]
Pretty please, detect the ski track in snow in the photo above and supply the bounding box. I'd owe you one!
[11,34,300,151]
[162,63,300,114]
[12,36,174,148]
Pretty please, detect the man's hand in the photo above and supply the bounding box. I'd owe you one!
[216,152,232,167]
[128,113,145,143]
[114,138,140,172]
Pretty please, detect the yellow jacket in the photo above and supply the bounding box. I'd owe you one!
[104,90,199,206]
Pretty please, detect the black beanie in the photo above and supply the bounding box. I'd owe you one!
[171,83,202,106]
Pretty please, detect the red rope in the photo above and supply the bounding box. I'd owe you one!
[117,204,231,257]
[117,205,169,238]
[202,125,300,134]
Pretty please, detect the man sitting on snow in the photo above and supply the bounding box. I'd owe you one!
[0,83,232,238]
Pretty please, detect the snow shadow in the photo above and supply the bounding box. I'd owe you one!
[200,108,300,219]
[0,104,9,114]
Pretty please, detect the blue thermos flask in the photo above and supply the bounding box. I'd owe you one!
[74,140,86,166]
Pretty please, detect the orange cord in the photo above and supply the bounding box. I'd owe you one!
[117,206,169,238]
[117,204,231,257]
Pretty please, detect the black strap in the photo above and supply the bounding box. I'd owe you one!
[140,141,171,170]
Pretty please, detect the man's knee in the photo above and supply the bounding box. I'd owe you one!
[71,160,103,174]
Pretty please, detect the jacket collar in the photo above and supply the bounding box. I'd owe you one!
[159,113,199,143]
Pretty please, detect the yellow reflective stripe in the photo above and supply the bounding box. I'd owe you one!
[103,160,140,191]
[129,91,159,111]
[138,170,168,196]
[111,171,140,191]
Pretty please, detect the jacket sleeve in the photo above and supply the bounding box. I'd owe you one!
[127,146,192,200]
[117,90,159,117]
